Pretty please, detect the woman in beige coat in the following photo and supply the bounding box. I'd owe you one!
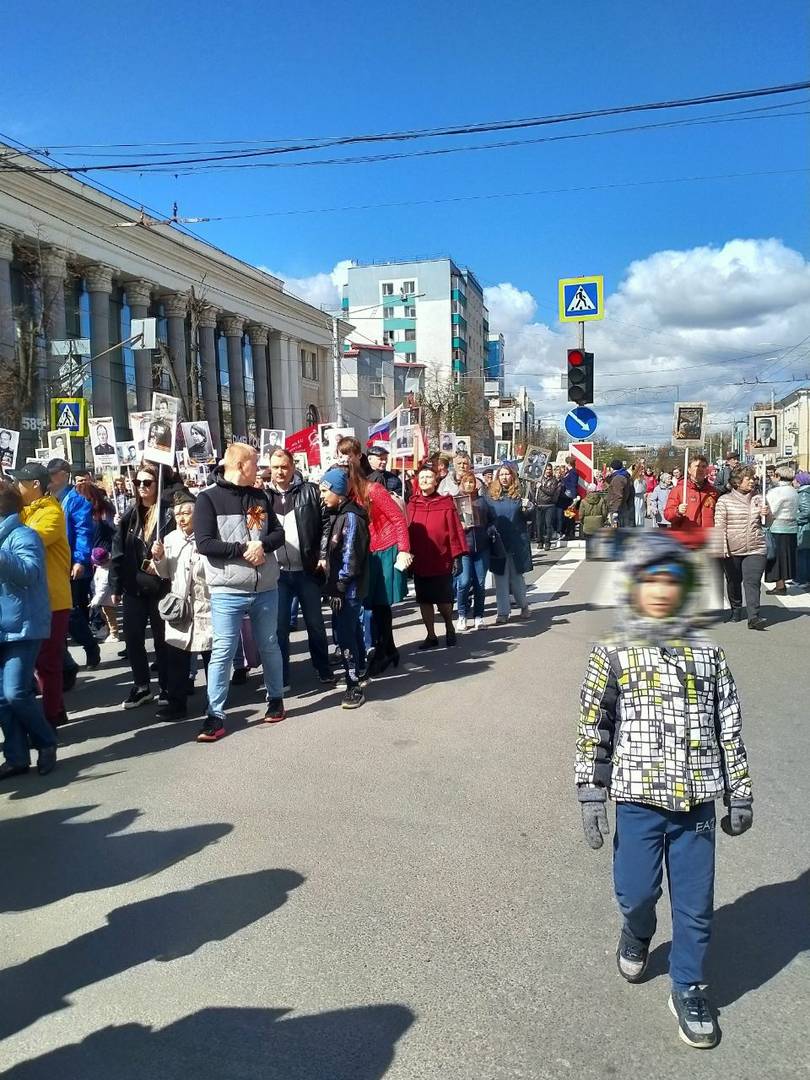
[715,465,771,630]
[151,490,213,720]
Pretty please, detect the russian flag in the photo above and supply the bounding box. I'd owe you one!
[367,405,401,447]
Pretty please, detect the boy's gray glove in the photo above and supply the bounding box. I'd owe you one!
[721,799,753,837]
[577,786,610,849]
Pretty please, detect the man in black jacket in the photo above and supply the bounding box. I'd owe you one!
[266,447,334,690]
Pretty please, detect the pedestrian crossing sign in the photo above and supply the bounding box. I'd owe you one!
[558,276,605,323]
[50,397,87,437]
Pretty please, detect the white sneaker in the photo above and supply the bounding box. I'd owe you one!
[457,616,467,632]
[555,539,562,548]
[474,617,484,630]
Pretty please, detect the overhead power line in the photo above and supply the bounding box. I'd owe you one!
[1,80,807,174]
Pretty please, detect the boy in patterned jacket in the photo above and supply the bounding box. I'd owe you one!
[575,532,752,1050]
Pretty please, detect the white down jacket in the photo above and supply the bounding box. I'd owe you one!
[154,530,213,652]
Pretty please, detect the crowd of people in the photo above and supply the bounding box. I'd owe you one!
[0,440,807,777]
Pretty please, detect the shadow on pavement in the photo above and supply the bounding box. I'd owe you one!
[2,1003,415,1079]
[1,708,259,802]
[0,868,304,1043]
[0,806,233,912]
[709,867,810,1007]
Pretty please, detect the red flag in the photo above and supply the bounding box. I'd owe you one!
[286,424,320,466]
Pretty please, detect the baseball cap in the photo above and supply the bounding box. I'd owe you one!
[367,443,390,457]
[8,462,50,486]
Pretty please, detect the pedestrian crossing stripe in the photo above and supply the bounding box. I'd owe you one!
[558,275,605,322]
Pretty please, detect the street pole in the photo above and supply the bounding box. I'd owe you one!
[578,319,585,351]
[332,315,345,426]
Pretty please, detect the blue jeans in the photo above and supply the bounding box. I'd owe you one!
[207,590,283,720]
[493,554,528,618]
[613,801,716,991]
[276,571,331,684]
[0,640,58,767]
[332,594,364,685]
[456,551,489,619]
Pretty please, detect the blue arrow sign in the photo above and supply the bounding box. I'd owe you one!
[564,406,598,440]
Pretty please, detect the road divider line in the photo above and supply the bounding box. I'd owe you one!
[527,548,587,603]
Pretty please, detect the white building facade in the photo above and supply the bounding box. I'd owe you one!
[0,142,335,461]
[341,256,490,397]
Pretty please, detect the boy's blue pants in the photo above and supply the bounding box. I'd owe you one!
[613,800,716,990]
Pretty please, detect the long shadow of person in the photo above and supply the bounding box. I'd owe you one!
[2,1003,415,1080]
[0,868,304,1043]
[708,868,810,1007]
[0,806,233,913]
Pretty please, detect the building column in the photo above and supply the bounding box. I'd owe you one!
[0,228,16,386]
[246,324,270,429]
[197,305,221,452]
[84,264,115,419]
[221,315,246,439]
[40,248,67,390]
[163,292,189,415]
[285,336,304,431]
[268,330,284,429]
[124,279,154,409]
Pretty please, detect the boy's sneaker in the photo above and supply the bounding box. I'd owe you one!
[669,986,718,1049]
[341,684,365,709]
[474,616,484,629]
[457,615,467,632]
[264,698,286,724]
[197,717,226,742]
[494,615,509,625]
[157,692,169,707]
[616,933,648,982]
[123,686,154,710]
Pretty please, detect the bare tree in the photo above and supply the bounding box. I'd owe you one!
[417,365,490,452]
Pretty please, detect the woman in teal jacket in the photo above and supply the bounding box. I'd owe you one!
[0,482,57,780]
[795,470,810,585]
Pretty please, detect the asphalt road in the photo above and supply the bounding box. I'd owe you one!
[2,548,808,1079]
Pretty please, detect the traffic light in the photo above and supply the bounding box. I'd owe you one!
[567,348,594,405]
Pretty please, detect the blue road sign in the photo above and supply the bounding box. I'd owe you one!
[558,275,604,322]
[564,406,598,440]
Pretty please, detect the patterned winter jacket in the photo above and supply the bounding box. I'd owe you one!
[575,639,752,812]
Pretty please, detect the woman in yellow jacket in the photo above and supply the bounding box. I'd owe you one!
[11,463,73,728]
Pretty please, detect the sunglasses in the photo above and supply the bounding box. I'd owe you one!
[136,478,155,488]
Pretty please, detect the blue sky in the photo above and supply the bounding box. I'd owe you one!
[3,0,809,436]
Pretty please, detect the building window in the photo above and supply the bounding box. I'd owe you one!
[300,348,318,381]
[216,331,231,440]
[402,280,415,295]
[383,306,395,319]
[404,329,416,341]
[383,330,395,345]
[369,379,384,397]
[381,282,394,296]
[405,306,416,318]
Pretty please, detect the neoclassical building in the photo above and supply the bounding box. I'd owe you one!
[0,141,335,461]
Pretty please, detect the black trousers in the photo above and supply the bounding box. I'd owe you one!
[535,506,556,546]
[723,554,766,620]
[122,592,167,691]
[165,644,210,707]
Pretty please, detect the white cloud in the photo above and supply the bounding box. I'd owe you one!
[485,238,810,443]
[259,259,354,311]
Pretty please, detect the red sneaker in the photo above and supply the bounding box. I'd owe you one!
[196,718,226,742]
[263,699,286,724]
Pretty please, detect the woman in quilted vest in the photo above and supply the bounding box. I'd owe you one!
[714,465,771,630]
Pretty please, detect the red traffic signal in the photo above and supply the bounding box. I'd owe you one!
[567,349,594,405]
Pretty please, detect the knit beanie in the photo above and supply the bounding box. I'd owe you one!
[320,467,349,496]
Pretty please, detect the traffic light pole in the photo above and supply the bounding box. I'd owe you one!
[578,320,585,351]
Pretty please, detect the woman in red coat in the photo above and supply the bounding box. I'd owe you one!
[406,465,467,649]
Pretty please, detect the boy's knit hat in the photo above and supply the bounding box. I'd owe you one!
[91,546,110,566]
[320,467,349,496]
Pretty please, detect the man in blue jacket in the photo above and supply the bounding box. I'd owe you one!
[0,483,58,780]
[47,459,100,682]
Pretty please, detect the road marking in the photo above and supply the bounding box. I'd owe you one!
[527,547,586,602]
[772,587,810,610]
